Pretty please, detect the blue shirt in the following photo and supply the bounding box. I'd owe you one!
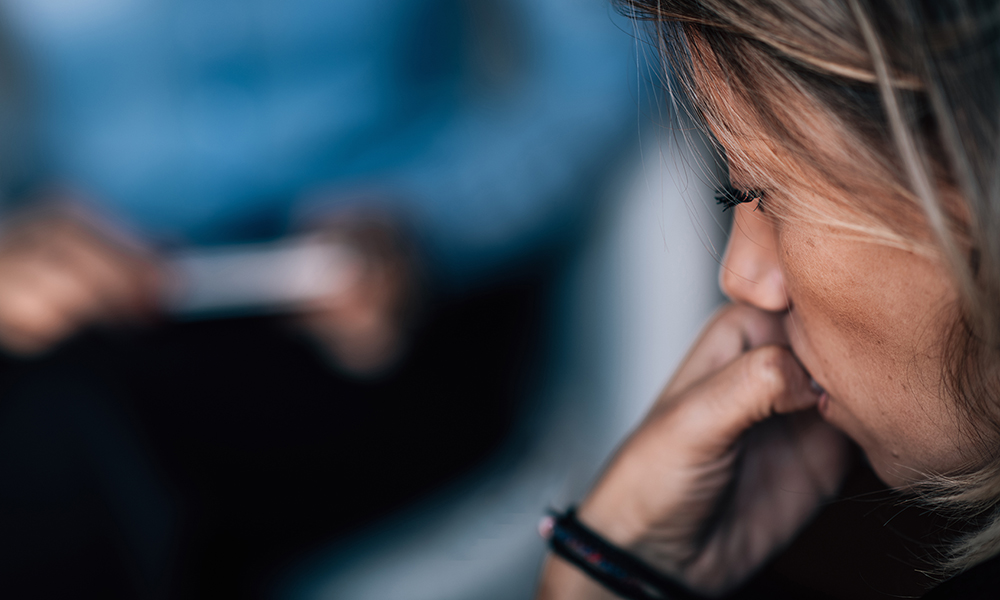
[0,0,636,287]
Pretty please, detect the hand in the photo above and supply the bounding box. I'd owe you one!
[538,304,850,598]
[296,216,420,377]
[0,207,162,356]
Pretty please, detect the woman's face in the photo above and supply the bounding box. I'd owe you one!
[720,174,969,487]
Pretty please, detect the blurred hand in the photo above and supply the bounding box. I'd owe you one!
[0,207,162,356]
[296,216,420,377]
[538,304,850,599]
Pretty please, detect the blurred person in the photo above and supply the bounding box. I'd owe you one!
[0,0,636,597]
[535,0,1000,599]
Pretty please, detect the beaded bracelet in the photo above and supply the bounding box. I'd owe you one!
[539,508,707,600]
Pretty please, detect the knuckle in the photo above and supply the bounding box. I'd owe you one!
[744,346,793,397]
[714,303,747,329]
[705,305,751,348]
[710,303,775,347]
[0,291,67,337]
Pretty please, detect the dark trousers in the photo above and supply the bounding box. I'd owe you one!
[0,277,549,600]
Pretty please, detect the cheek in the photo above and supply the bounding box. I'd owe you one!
[782,237,906,354]
[777,227,968,482]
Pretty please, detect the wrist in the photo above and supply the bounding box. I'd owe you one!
[540,507,707,600]
[577,495,645,549]
[536,554,618,600]
[577,492,692,580]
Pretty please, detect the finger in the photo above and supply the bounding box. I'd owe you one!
[0,274,79,354]
[667,344,821,456]
[299,253,402,327]
[683,413,850,592]
[786,411,850,497]
[737,412,849,527]
[663,304,788,399]
[47,224,162,317]
[14,255,110,328]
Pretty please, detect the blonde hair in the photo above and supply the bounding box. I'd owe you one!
[620,0,1000,575]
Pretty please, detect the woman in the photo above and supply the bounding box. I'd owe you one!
[537,0,1000,598]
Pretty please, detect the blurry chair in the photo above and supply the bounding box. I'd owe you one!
[276,131,726,600]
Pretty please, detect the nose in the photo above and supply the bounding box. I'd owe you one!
[719,201,789,312]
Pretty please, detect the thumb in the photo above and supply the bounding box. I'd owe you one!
[670,344,821,456]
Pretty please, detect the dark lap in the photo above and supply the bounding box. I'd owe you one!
[0,277,549,599]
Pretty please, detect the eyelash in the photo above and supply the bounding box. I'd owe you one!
[715,185,765,212]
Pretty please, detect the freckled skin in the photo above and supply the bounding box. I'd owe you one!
[700,51,982,489]
[723,198,968,487]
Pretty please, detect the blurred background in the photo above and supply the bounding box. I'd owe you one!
[0,1,726,598]
[278,131,727,600]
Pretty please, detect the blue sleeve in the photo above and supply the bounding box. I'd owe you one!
[300,0,639,291]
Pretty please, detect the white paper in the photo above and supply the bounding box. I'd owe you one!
[162,236,360,318]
